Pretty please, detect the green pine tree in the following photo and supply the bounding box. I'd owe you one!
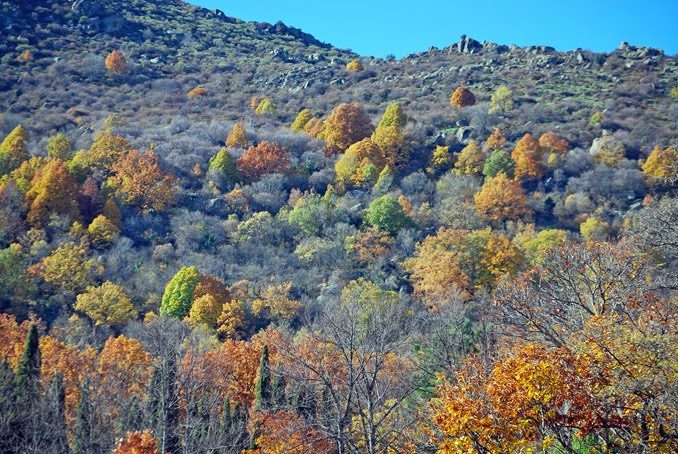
[45,372,69,452]
[271,363,286,410]
[15,324,40,389]
[72,379,97,454]
[255,344,271,411]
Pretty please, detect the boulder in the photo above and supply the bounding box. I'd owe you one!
[71,0,105,17]
[456,35,482,54]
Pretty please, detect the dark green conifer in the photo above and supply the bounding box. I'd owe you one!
[15,324,40,389]
[254,344,271,411]
[271,363,286,410]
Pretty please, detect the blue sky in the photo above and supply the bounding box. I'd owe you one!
[192,0,677,58]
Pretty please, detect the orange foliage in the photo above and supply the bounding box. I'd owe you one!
[41,335,97,425]
[25,159,81,227]
[474,173,533,223]
[450,86,476,110]
[187,87,207,98]
[0,314,40,369]
[512,133,545,180]
[346,226,395,265]
[303,117,324,138]
[403,228,471,302]
[97,335,153,399]
[250,411,333,454]
[105,50,127,74]
[109,149,178,211]
[236,141,290,182]
[538,131,569,155]
[322,103,374,155]
[208,329,284,407]
[484,128,506,151]
[113,430,161,454]
[432,345,609,453]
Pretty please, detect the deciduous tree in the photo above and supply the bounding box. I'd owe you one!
[25,159,81,227]
[160,266,201,319]
[363,194,415,234]
[512,133,545,181]
[453,140,485,176]
[236,141,290,182]
[226,121,248,148]
[488,85,513,114]
[474,173,532,223]
[109,149,178,211]
[450,86,476,110]
[0,125,29,176]
[105,50,127,74]
[322,103,374,155]
[75,281,137,330]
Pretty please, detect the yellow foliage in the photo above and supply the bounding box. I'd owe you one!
[346,59,364,72]
[579,216,609,241]
[290,109,312,132]
[474,173,533,223]
[226,121,248,148]
[428,145,453,173]
[252,282,303,321]
[187,294,223,329]
[30,242,93,294]
[75,281,137,327]
[642,145,677,186]
[87,214,120,248]
[372,124,407,164]
[255,97,275,116]
[453,140,485,175]
[488,85,513,114]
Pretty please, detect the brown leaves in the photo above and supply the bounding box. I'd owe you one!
[108,149,178,211]
[236,140,290,182]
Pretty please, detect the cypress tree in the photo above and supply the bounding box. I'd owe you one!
[254,344,271,411]
[72,379,96,454]
[15,324,40,389]
[14,324,41,451]
[271,363,286,411]
[217,398,232,440]
[45,372,69,452]
[230,401,249,452]
[0,359,19,450]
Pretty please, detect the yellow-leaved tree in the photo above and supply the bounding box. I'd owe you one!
[75,281,137,330]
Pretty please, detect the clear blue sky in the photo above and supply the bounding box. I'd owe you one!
[191,0,677,58]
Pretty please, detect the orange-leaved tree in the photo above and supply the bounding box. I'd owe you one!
[105,50,127,75]
[474,172,532,223]
[512,133,545,181]
[25,159,81,227]
[236,141,290,182]
[450,86,476,110]
[108,149,178,211]
[322,103,374,155]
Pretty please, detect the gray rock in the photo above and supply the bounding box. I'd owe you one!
[456,126,472,143]
[71,0,105,17]
[270,47,289,62]
[456,35,482,54]
[306,53,324,62]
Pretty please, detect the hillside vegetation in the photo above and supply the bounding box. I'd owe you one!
[0,0,676,453]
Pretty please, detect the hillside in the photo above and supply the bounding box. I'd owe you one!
[0,1,676,453]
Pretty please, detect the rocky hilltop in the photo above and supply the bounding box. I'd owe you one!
[0,0,676,154]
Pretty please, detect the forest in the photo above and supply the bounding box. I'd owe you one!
[0,0,676,453]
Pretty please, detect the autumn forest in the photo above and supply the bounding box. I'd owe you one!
[0,0,676,453]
